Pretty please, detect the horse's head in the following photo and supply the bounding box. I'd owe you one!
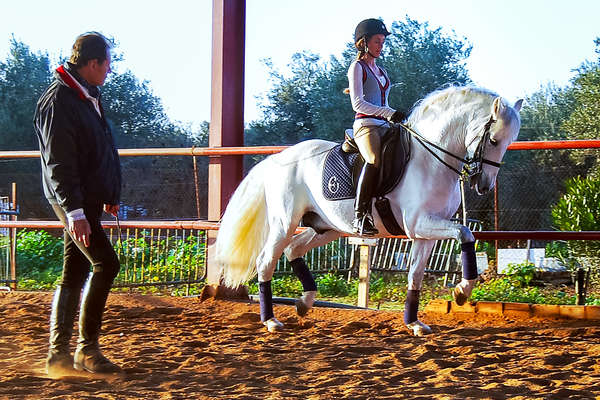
[465,96,523,195]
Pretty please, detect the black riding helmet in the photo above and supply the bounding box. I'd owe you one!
[354,18,391,44]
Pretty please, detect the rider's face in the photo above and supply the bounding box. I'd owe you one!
[367,34,386,58]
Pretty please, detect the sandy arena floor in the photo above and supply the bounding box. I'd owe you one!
[1,291,600,399]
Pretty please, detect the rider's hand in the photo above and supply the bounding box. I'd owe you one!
[104,204,119,217]
[390,110,407,123]
[69,218,91,247]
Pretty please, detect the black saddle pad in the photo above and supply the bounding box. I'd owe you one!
[322,146,359,200]
[322,125,411,201]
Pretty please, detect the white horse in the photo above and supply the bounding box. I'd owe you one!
[215,86,523,335]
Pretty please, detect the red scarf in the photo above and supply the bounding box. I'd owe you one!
[56,65,87,101]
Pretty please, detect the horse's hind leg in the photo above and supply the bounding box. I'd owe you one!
[256,223,296,333]
[284,228,342,316]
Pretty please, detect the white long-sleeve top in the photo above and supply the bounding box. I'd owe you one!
[347,59,395,132]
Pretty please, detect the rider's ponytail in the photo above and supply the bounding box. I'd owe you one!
[355,37,367,60]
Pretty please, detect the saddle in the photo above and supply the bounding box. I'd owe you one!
[321,124,411,234]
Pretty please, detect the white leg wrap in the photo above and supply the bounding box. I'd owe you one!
[301,290,317,309]
[263,317,284,333]
[406,320,432,336]
[457,278,477,298]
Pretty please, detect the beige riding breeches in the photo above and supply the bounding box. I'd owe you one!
[353,125,387,168]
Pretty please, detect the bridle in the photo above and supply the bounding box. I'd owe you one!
[399,115,500,179]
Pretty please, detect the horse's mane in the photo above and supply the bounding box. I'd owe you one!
[407,85,512,143]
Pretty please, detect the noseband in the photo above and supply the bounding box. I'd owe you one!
[400,115,500,178]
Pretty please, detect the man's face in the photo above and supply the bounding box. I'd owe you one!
[89,50,111,86]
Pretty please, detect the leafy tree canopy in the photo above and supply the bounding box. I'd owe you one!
[0,38,199,218]
[246,16,473,146]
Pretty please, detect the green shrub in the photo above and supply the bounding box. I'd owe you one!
[552,176,600,258]
[545,241,569,259]
[272,275,303,297]
[16,230,63,286]
[316,272,350,297]
[470,261,581,304]
[503,262,536,287]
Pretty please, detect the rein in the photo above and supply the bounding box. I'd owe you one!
[399,115,499,178]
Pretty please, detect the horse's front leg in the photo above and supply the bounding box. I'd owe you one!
[284,228,342,316]
[412,215,479,307]
[404,239,435,336]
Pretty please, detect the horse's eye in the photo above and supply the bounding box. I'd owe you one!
[490,138,498,147]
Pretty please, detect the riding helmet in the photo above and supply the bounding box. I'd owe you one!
[354,18,391,43]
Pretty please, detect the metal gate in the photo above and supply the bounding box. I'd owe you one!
[0,197,11,287]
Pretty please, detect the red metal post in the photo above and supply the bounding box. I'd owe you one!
[494,179,499,271]
[206,0,246,286]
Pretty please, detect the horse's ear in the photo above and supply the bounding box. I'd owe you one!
[513,99,523,112]
[492,97,503,119]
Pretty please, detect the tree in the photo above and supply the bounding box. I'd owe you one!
[552,176,600,270]
[383,18,472,113]
[0,39,54,217]
[490,38,600,232]
[0,39,204,219]
[0,37,52,151]
[245,16,473,147]
[493,84,581,231]
[562,37,600,178]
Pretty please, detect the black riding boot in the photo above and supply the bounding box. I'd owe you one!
[353,163,379,236]
[46,284,81,374]
[73,273,122,373]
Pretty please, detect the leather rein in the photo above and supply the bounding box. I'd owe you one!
[399,115,500,178]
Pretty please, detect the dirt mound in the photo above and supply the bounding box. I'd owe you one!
[1,291,599,399]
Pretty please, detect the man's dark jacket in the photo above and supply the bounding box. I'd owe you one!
[34,65,121,213]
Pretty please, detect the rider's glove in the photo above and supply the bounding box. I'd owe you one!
[390,110,407,123]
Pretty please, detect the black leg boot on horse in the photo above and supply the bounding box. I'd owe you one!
[46,284,81,375]
[353,163,379,236]
[74,272,122,373]
[290,257,317,317]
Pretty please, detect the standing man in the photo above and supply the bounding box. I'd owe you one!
[34,32,122,375]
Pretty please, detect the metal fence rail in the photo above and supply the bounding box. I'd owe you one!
[2,140,600,289]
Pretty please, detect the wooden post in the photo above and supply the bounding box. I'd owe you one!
[9,182,17,290]
[349,237,377,308]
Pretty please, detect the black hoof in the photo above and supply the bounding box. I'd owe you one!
[295,299,310,317]
[453,287,467,306]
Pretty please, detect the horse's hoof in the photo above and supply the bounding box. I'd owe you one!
[453,287,468,306]
[406,320,432,336]
[295,299,310,317]
[263,317,284,333]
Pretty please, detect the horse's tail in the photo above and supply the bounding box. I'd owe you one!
[215,163,269,288]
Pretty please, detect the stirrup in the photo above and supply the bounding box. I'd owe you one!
[353,214,378,236]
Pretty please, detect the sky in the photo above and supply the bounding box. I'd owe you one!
[1,0,599,128]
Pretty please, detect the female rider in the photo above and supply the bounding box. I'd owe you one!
[348,18,405,235]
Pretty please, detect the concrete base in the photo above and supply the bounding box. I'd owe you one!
[425,299,600,321]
